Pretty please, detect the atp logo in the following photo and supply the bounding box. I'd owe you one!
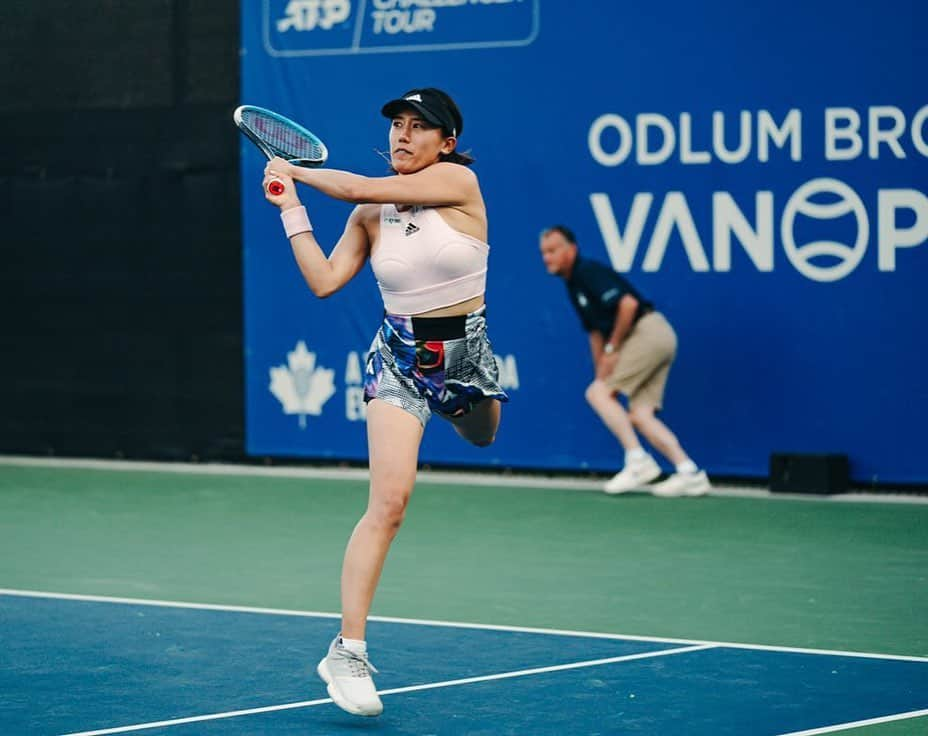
[269,341,336,428]
[277,0,351,32]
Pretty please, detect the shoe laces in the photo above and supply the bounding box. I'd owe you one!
[338,646,379,678]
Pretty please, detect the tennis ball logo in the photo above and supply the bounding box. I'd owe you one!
[781,178,869,283]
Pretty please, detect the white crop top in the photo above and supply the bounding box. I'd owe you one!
[370,204,489,315]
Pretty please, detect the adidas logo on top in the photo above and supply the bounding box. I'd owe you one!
[404,222,420,236]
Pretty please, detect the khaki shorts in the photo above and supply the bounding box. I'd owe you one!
[605,311,677,409]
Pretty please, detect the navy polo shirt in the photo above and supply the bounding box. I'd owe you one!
[565,255,653,336]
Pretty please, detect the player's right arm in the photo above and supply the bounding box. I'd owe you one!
[287,204,372,298]
[263,167,373,298]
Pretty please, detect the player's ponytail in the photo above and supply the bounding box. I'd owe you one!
[439,149,475,166]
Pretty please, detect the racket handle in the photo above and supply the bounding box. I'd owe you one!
[267,179,285,196]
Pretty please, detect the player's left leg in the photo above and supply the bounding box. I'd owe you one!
[447,397,501,446]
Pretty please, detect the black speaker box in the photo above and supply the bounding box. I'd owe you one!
[769,453,849,494]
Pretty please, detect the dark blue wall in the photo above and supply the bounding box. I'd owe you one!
[242,1,928,483]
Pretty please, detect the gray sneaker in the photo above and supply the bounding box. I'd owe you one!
[317,637,383,717]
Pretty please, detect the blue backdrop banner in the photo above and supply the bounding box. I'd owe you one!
[241,1,927,484]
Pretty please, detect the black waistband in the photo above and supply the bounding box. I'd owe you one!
[410,314,468,340]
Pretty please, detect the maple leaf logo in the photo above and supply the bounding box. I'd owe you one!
[269,341,336,428]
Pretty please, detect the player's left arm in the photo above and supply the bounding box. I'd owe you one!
[266,157,476,207]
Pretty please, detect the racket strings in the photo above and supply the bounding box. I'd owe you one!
[247,113,325,161]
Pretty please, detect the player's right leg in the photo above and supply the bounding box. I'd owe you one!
[318,399,423,716]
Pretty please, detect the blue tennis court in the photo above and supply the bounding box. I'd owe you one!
[3,590,926,736]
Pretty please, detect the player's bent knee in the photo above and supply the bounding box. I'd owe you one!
[471,434,496,448]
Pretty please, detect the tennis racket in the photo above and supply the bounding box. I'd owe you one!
[233,105,328,196]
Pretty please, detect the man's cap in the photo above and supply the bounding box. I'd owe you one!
[381,88,463,138]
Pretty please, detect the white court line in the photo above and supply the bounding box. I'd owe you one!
[57,698,332,736]
[57,646,713,736]
[3,588,927,664]
[775,707,928,735]
[1,454,926,504]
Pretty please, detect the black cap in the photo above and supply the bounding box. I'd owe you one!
[381,88,463,138]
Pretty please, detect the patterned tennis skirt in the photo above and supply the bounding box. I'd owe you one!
[363,306,509,425]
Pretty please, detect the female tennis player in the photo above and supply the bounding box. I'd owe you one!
[262,88,507,717]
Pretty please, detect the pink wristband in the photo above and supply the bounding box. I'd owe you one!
[280,206,313,238]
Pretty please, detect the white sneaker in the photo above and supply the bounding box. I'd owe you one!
[317,637,383,717]
[650,470,711,497]
[603,454,662,494]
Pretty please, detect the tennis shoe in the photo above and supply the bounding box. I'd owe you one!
[603,454,662,494]
[317,637,383,717]
[651,470,711,497]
